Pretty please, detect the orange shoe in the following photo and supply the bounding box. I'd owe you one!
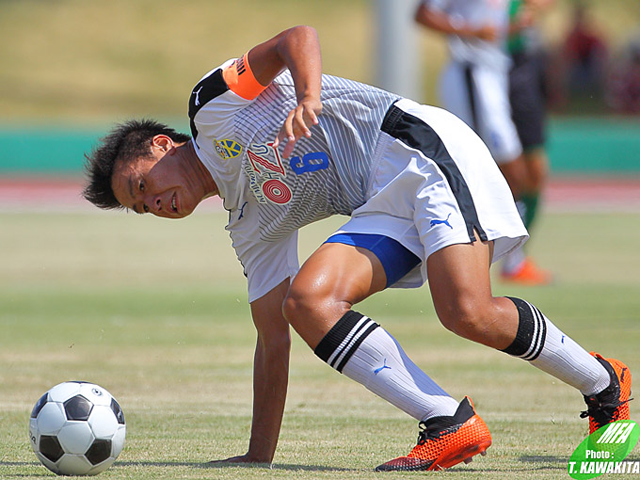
[375,397,491,472]
[581,353,632,434]
[501,258,553,286]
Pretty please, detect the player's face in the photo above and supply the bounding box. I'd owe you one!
[111,140,203,219]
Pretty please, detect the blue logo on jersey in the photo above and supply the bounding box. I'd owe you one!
[238,201,248,220]
[430,213,453,229]
[290,152,329,175]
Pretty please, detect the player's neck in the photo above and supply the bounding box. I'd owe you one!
[180,141,219,199]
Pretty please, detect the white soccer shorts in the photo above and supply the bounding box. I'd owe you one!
[333,98,528,288]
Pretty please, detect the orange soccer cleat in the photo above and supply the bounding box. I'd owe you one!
[375,397,492,472]
[581,353,632,434]
[501,257,553,286]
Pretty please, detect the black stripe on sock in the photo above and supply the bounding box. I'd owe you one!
[502,297,543,358]
[524,305,547,361]
[329,317,374,369]
[314,311,379,373]
[314,311,365,363]
[335,322,379,373]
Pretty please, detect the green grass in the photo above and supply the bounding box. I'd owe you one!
[1,210,639,479]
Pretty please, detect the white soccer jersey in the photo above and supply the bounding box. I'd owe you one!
[189,58,400,301]
[421,0,511,69]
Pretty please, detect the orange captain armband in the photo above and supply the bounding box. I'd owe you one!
[222,53,268,101]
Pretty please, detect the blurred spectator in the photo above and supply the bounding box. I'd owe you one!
[606,31,640,114]
[549,2,609,113]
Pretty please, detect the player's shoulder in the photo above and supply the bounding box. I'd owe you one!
[188,60,236,121]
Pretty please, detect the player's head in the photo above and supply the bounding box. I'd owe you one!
[83,119,202,218]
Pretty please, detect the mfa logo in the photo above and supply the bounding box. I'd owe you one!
[568,420,640,479]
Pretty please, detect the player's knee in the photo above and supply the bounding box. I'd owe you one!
[437,298,494,343]
[282,282,327,327]
[282,280,350,343]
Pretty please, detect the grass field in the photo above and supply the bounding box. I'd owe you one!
[1,209,639,479]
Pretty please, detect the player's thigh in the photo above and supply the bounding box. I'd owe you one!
[426,238,494,332]
[284,242,386,347]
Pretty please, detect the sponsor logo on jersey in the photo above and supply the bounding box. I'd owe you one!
[242,144,330,206]
[247,143,285,175]
[244,142,292,205]
[214,139,243,160]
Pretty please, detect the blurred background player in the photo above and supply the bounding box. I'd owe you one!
[502,0,555,284]
[415,0,551,284]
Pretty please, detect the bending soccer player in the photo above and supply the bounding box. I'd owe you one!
[82,26,631,471]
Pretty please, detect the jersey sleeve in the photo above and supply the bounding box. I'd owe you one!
[229,226,299,303]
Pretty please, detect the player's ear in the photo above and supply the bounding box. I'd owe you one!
[151,135,174,153]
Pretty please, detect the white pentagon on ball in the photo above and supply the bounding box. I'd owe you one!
[29,381,126,476]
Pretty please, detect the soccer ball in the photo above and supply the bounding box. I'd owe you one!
[29,381,126,476]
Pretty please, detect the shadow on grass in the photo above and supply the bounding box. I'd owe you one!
[203,461,354,472]
[519,455,570,470]
[2,460,354,474]
[113,461,354,472]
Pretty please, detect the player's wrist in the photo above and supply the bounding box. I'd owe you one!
[244,446,275,464]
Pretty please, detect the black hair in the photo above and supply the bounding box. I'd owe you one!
[82,119,191,210]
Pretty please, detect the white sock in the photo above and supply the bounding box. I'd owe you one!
[502,297,610,395]
[314,311,459,421]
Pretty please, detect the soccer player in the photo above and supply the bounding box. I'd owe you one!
[505,0,555,283]
[415,0,551,284]
[82,26,631,471]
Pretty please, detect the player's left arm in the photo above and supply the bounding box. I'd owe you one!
[209,278,291,465]
[245,25,323,158]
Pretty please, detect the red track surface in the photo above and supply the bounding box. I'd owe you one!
[0,177,638,213]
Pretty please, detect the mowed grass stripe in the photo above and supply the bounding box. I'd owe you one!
[1,211,639,479]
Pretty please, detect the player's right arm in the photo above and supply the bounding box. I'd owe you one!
[415,2,498,42]
[209,279,291,465]
[224,25,322,158]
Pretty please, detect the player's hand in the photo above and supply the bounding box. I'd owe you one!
[475,25,498,42]
[274,97,322,158]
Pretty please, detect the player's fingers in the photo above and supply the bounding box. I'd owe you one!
[293,107,311,138]
[304,107,319,128]
[283,135,298,158]
[276,110,296,149]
